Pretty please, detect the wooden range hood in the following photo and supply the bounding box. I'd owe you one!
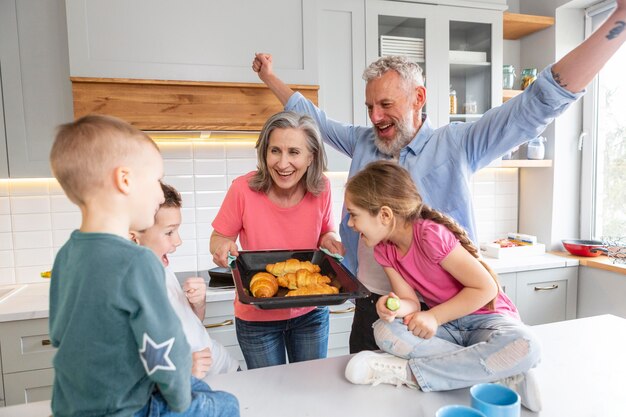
[71,77,319,132]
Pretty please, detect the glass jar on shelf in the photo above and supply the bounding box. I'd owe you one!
[449,86,457,114]
[520,68,538,90]
[503,64,516,89]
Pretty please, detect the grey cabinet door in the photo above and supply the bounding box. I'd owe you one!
[515,267,578,325]
[0,0,73,178]
[65,0,318,85]
[317,0,366,171]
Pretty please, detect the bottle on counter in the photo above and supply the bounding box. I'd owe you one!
[527,136,546,160]
[503,64,516,89]
[449,86,457,115]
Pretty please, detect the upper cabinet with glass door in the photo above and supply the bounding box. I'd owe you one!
[366,1,503,128]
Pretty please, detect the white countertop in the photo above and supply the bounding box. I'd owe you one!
[4,314,625,417]
[0,253,578,323]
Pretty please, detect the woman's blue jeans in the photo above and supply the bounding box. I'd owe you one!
[235,307,330,370]
[134,377,239,417]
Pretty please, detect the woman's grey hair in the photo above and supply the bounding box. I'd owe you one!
[362,56,425,88]
[249,111,328,195]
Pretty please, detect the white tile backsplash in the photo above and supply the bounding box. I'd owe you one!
[10,196,51,214]
[0,142,519,283]
[12,213,51,232]
[193,142,226,159]
[13,231,53,250]
[0,197,10,214]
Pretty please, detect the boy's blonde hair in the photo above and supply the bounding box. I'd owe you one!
[346,160,500,310]
[50,114,158,205]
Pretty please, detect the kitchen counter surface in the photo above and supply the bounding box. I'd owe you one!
[550,250,625,275]
[0,253,578,322]
[4,314,625,416]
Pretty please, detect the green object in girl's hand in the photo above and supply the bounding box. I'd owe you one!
[386,297,400,311]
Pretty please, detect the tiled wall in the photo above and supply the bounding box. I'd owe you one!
[0,140,518,285]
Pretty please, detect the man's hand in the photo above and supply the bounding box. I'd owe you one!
[191,348,213,379]
[252,53,274,81]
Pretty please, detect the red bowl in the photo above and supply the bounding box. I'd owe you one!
[561,239,606,257]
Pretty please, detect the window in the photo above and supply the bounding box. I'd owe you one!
[581,2,626,239]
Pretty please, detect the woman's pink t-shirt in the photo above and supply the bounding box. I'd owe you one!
[374,219,519,320]
[212,171,335,321]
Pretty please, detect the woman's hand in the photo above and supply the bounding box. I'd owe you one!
[191,348,213,379]
[210,231,239,268]
[376,293,399,323]
[404,310,439,339]
[319,232,345,257]
[183,277,207,308]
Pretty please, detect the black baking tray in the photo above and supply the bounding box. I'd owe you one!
[232,249,370,309]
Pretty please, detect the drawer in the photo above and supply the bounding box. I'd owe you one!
[3,368,54,406]
[516,269,573,325]
[0,319,56,374]
[206,323,237,347]
[205,300,235,319]
[328,331,350,350]
[328,346,350,358]
[225,345,247,371]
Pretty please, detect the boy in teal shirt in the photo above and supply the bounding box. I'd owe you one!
[49,115,239,417]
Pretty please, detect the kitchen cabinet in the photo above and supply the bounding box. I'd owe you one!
[366,1,503,128]
[0,0,73,178]
[65,0,318,86]
[0,318,55,406]
[316,0,366,171]
[577,266,626,319]
[499,266,578,326]
[203,298,355,370]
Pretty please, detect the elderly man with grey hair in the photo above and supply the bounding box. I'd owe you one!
[252,2,626,356]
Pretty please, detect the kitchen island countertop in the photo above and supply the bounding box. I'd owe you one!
[3,314,625,416]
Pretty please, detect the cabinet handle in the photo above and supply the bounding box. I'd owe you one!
[330,306,355,314]
[204,319,234,329]
[41,339,52,346]
[534,284,558,291]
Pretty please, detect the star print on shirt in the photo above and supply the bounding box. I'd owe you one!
[139,333,177,376]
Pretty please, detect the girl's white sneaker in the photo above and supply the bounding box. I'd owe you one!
[345,351,418,389]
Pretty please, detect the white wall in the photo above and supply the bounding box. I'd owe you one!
[517,0,591,249]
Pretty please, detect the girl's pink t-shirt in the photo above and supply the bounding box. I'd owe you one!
[212,171,335,321]
[374,219,519,320]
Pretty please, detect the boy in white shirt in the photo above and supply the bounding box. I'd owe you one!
[132,182,239,378]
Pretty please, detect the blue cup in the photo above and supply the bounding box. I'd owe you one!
[470,383,520,417]
[436,405,487,417]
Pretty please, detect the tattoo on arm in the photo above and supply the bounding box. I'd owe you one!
[606,21,626,40]
[552,70,568,88]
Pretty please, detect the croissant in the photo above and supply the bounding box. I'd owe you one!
[277,269,331,290]
[266,258,320,276]
[285,283,339,297]
[249,272,278,298]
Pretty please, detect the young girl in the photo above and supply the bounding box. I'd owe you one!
[343,160,542,412]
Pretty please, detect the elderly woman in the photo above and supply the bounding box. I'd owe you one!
[210,111,344,370]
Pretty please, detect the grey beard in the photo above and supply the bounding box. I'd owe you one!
[373,120,415,157]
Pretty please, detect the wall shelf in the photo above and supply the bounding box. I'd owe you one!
[503,89,523,102]
[503,12,555,40]
[488,159,553,168]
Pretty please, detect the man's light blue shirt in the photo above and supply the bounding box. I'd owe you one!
[286,65,582,274]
